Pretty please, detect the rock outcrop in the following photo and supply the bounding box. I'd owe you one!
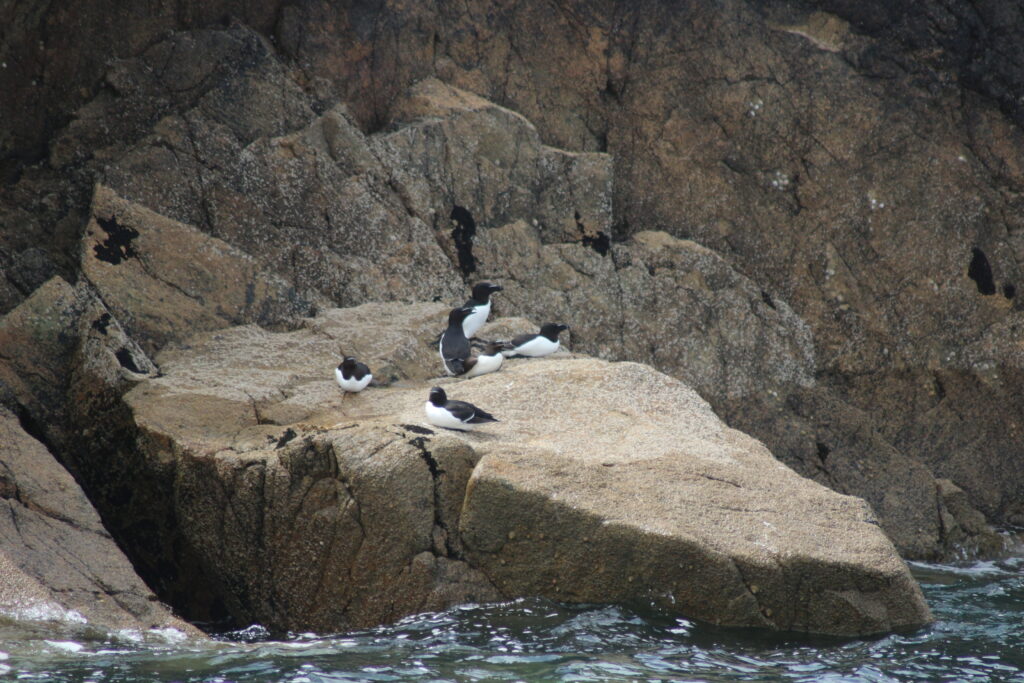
[3,3,1019,616]
[83,185,321,354]
[107,301,930,636]
[4,19,1003,559]
[0,407,197,637]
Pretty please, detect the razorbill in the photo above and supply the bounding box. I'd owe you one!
[461,282,503,339]
[425,386,498,431]
[501,323,569,357]
[439,306,474,375]
[462,340,506,378]
[335,356,372,393]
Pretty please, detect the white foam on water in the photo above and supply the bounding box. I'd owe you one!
[147,627,189,644]
[44,640,84,653]
[114,629,144,643]
[0,601,87,625]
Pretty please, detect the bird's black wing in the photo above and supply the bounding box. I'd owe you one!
[509,332,538,348]
[467,405,498,423]
[443,356,467,375]
[351,362,371,381]
[441,330,471,360]
[445,400,498,424]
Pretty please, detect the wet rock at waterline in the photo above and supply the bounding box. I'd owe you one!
[0,408,198,637]
[113,303,930,636]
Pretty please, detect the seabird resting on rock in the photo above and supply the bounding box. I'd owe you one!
[439,306,474,375]
[425,386,498,431]
[463,340,506,378]
[335,356,372,396]
[461,282,503,339]
[501,323,569,358]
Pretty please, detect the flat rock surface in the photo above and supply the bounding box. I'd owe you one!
[123,303,931,636]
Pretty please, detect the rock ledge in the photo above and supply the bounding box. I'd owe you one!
[115,302,930,636]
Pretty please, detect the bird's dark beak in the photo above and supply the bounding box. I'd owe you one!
[491,284,504,292]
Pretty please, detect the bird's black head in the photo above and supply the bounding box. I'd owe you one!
[471,281,503,302]
[539,323,569,341]
[340,356,357,370]
[429,386,447,406]
[447,306,475,325]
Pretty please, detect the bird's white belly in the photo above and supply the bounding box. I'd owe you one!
[464,352,503,378]
[425,402,475,430]
[439,337,458,375]
[462,302,490,338]
[335,368,372,392]
[512,336,559,357]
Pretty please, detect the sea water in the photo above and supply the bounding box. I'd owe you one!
[2,556,1021,682]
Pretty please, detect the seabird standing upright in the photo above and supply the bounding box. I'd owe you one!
[439,306,474,375]
[501,323,570,358]
[461,282,503,339]
[462,340,506,378]
[335,356,373,393]
[424,386,498,431]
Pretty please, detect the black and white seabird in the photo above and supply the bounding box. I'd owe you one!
[462,340,506,378]
[439,306,474,375]
[501,323,570,358]
[461,282,503,339]
[424,386,498,431]
[335,356,372,393]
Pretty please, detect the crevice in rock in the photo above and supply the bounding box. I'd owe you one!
[700,473,742,488]
[275,427,297,448]
[731,557,775,628]
[968,247,996,295]
[91,312,112,334]
[114,347,145,374]
[449,205,477,277]
[406,434,462,560]
[576,210,610,256]
[399,423,434,435]
[92,215,139,265]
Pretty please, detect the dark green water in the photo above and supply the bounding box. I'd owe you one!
[3,556,1022,682]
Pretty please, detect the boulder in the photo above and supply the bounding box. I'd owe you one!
[0,277,228,623]
[82,184,321,354]
[112,301,930,636]
[377,77,614,257]
[0,276,156,455]
[456,359,930,636]
[0,407,198,637]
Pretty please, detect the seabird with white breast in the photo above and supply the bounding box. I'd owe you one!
[461,282,503,339]
[335,356,372,405]
[501,323,569,358]
[462,340,506,378]
[439,306,474,375]
[424,386,498,431]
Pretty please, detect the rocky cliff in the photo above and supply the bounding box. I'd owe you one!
[101,301,931,636]
[0,0,1020,636]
